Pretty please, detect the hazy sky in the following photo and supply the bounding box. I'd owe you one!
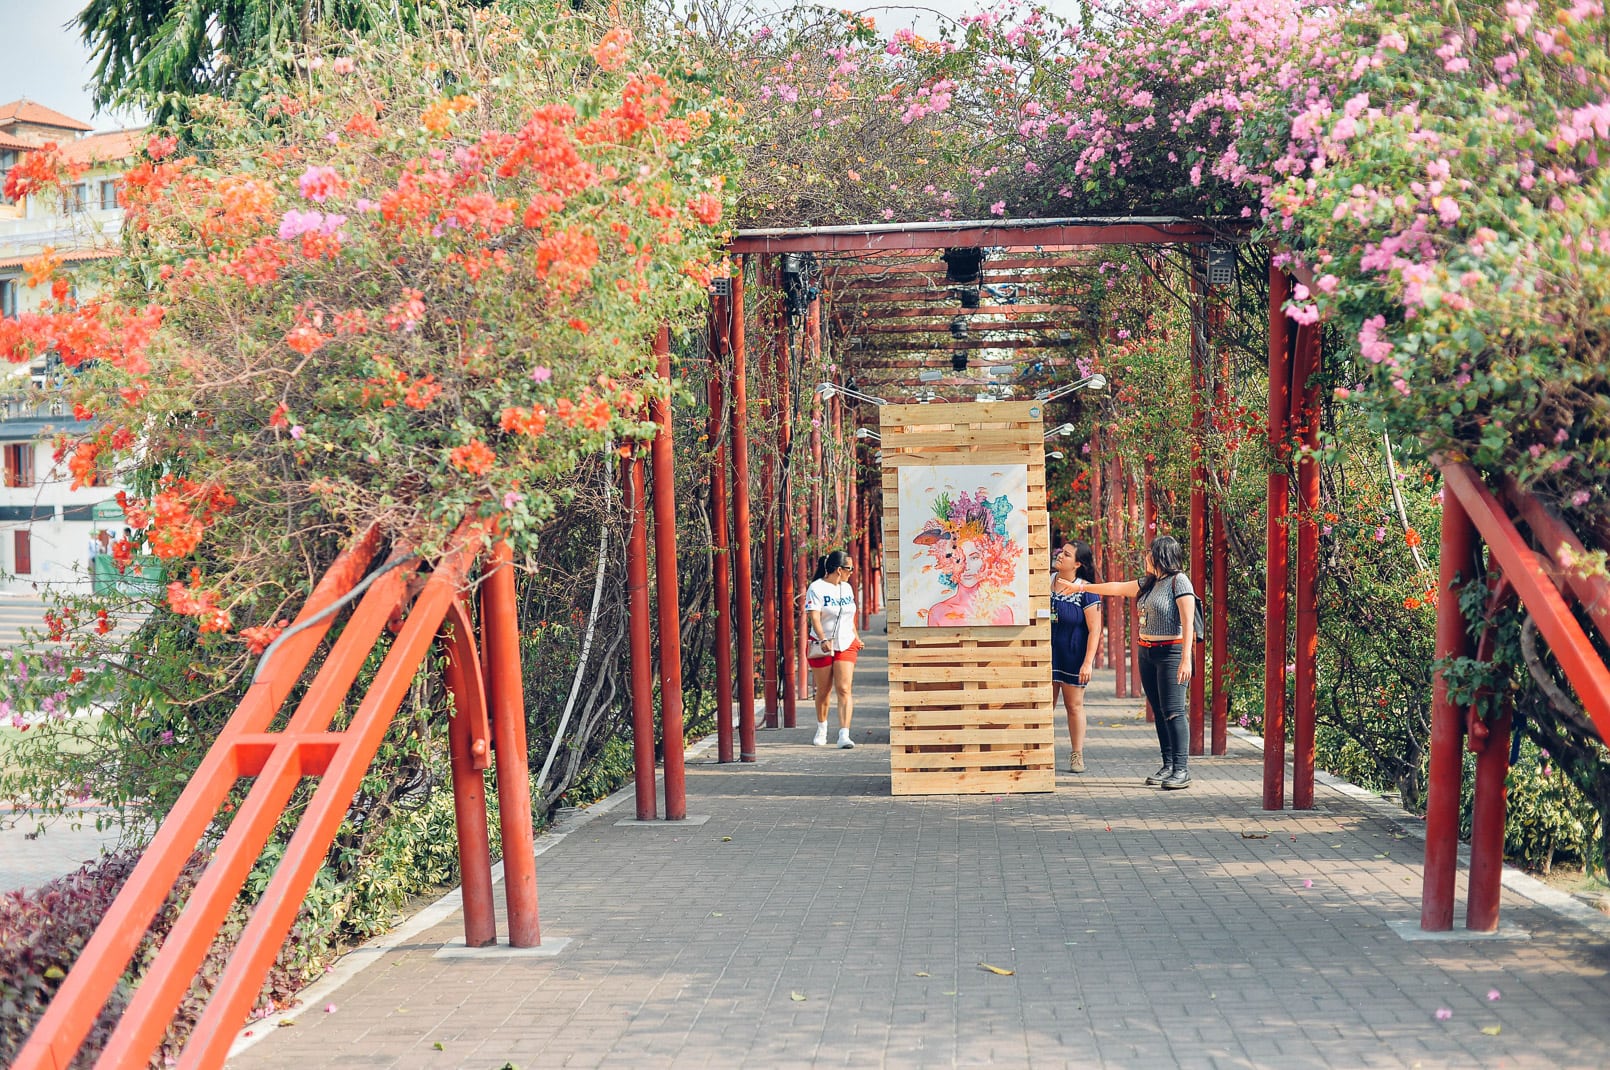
[0,0,987,130]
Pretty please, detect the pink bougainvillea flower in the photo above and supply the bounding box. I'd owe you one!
[298,165,345,203]
[1487,989,1501,1001]
[989,200,1006,216]
[1434,1008,1453,1021]
[531,366,553,383]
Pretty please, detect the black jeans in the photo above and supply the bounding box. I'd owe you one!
[1138,642,1190,772]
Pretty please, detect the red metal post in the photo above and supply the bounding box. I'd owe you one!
[709,297,735,763]
[760,262,780,731]
[1423,484,1476,929]
[483,540,540,946]
[1090,431,1105,670]
[779,311,798,729]
[1263,265,1293,810]
[1211,350,1230,755]
[1467,698,1513,932]
[651,324,687,819]
[1127,467,1145,712]
[1108,449,1127,699]
[1189,278,1208,756]
[442,605,497,948]
[1291,322,1322,809]
[730,260,759,761]
[626,450,657,819]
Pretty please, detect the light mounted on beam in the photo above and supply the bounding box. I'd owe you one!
[815,382,889,406]
[1034,373,1108,402]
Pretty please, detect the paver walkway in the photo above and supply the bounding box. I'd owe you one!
[229,618,1610,1069]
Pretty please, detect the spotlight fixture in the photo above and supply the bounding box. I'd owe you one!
[917,368,945,383]
[949,316,969,340]
[780,252,819,321]
[956,287,981,309]
[941,247,984,284]
[854,427,882,441]
[815,381,889,406]
[951,351,970,373]
[1207,242,1238,288]
[1033,373,1108,402]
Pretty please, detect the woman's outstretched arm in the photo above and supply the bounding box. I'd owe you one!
[1074,578,1141,598]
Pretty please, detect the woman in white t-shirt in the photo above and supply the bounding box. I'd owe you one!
[804,549,862,748]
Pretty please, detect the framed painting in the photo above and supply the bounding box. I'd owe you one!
[896,463,1030,628]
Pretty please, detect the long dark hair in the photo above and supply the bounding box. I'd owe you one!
[1073,540,1098,583]
[813,549,852,582]
[1137,535,1183,595]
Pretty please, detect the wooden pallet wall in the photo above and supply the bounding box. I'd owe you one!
[880,402,1053,795]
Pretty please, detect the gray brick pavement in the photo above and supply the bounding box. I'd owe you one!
[227,617,1610,1069]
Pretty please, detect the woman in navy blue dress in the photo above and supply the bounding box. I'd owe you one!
[1051,541,1102,773]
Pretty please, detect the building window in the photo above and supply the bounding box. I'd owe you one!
[100,179,119,210]
[61,183,88,214]
[13,530,31,575]
[0,278,15,317]
[0,150,14,204]
[3,443,34,488]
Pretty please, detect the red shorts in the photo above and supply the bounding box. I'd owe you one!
[807,647,859,669]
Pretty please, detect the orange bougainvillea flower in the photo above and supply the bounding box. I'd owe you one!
[403,375,441,410]
[284,323,330,355]
[449,439,496,475]
[1404,528,1422,547]
[534,226,600,296]
[241,618,289,655]
[592,26,632,72]
[500,406,548,437]
[687,192,723,226]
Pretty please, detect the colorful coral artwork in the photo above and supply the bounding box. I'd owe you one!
[897,464,1029,628]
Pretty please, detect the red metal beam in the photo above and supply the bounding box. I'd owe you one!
[651,324,688,819]
[1441,461,1610,744]
[483,539,540,946]
[182,525,489,1067]
[626,448,657,818]
[12,528,383,1070]
[1501,475,1610,647]
[731,262,759,762]
[1263,266,1293,810]
[731,219,1218,253]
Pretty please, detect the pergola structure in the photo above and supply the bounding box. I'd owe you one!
[19,221,1610,1070]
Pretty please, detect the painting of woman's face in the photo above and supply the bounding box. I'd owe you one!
[957,539,986,587]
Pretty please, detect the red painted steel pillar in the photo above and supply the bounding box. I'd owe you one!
[1467,699,1513,932]
[1090,433,1105,669]
[730,261,759,762]
[1108,448,1127,699]
[1423,489,1477,930]
[708,297,735,763]
[483,541,540,946]
[848,447,862,612]
[779,315,798,729]
[1263,265,1293,810]
[761,264,781,731]
[1291,323,1322,809]
[1189,288,1208,756]
[1127,466,1146,715]
[625,451,657,818]
[443,618,497,947]
[1211,349,1230,755]
[650,325,687,820]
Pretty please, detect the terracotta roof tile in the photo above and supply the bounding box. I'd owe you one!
[0,247,116,271]
[0,100,94,132]
[0,133,36,152]
[59,129,144,165]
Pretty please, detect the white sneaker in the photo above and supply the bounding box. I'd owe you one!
[838,729,855,749]
[812,723,828,746]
